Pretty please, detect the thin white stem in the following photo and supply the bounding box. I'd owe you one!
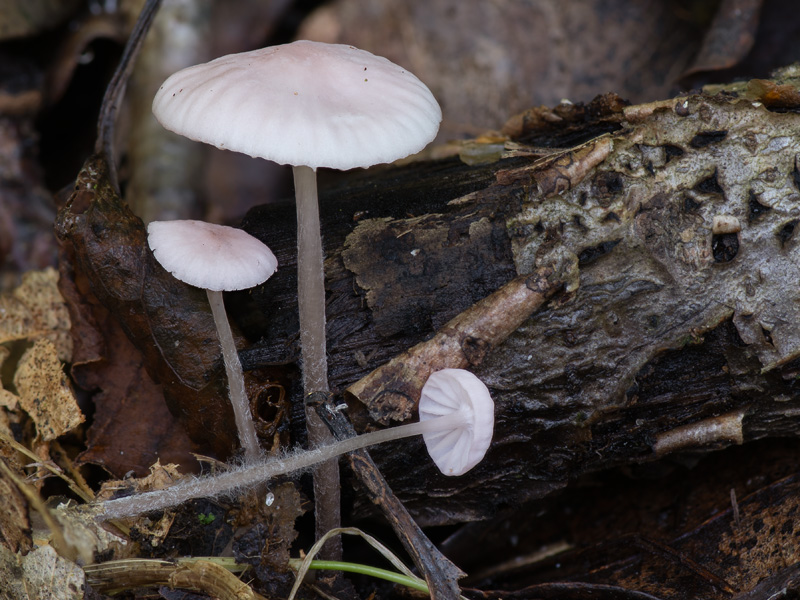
[293,165,329,394]
[98,411,463,522]
[292,164,340,559]
[321,411,468,454]
[207,289,261,462]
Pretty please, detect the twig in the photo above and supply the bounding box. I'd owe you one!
[0,431,93,502]
[83,557,264,599]
[462,581,667,600]
[347,261,568,423]
[95,0,163,192]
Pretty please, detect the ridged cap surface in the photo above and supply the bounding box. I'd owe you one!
[152,40,442,171]
[147,220,277,291]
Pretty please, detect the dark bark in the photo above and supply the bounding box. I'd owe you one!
[240,80,800,526]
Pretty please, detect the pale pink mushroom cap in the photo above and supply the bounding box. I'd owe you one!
[419,368,495,476]
[152,40,442,171]
[147,220,278,291]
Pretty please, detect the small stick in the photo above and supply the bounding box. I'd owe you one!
[730,488,741,529]
[95,0,163,192]
[348,262,567,423]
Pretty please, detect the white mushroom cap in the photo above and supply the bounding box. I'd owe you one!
[147,220,278,291]
[152,40,442,171]
[418,368,495,476]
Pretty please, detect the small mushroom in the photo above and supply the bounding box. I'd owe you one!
[417,368,495,475]
[294,367,495,476]
[147,219,278,461]
[98,368,495,520]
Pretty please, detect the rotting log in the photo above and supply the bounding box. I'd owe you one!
[240,68,800,526]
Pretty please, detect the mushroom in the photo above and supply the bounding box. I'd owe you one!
[311,367,495,476]
[279,367,495,477]
[147,219,278,462]
[416,367,496,475]
[150,39,441,402]
[97,368,494,520]
[151,40,441,544]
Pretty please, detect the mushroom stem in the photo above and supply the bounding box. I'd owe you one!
[207,289,261,462]
[293,165,329,394]
[98,411,467,521]
[325,410,471,451]
[292,164,341,559]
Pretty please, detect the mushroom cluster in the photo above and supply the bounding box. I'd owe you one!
[141,42,450,544]
[149,41,442,540]
[151,40,442,403]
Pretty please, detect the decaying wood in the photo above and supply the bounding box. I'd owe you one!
[242,69,800,525]
[84,558,266,599]
[445,440,800,599]
[346,264,568,424]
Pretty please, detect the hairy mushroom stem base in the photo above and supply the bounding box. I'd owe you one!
[207,289,261,462]
[98,409,472,521]
[292,164,341,558]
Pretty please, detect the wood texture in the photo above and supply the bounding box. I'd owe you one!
[241,75,800,525]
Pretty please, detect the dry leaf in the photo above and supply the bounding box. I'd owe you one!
[56,157,239,460]
[97,460,183,502]
[0,476,31,555]
[137,460,183,492]
[0,267,72,361]
[0,543,84,600]
[0,346,19,413]
[13,339,84,441]
[69,297,199,478]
